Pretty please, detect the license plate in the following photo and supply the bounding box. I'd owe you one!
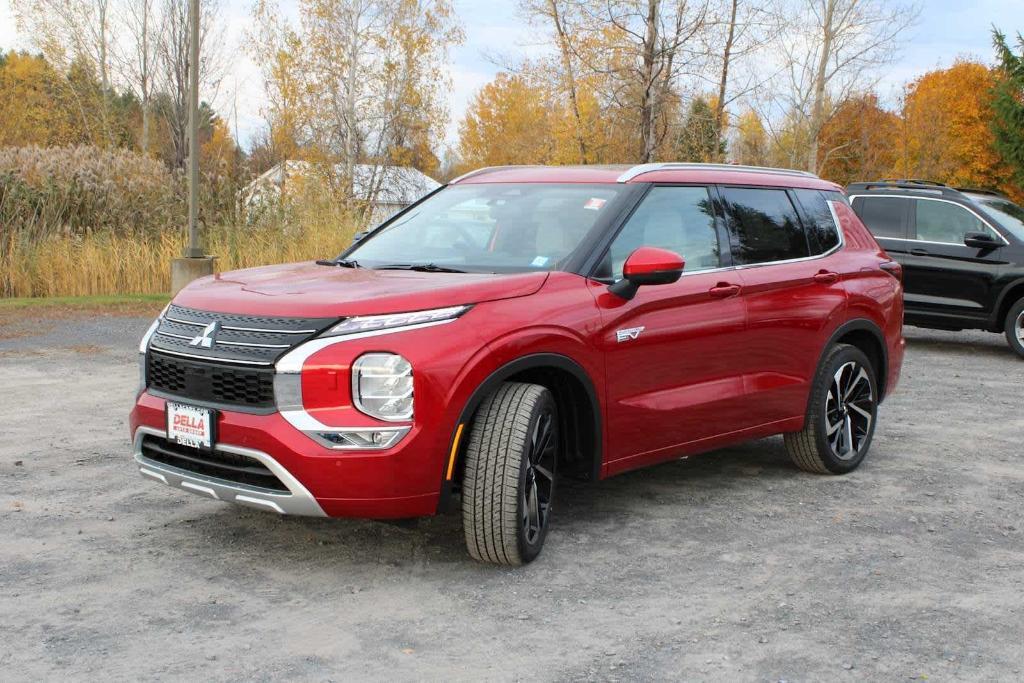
[166,403,215,450]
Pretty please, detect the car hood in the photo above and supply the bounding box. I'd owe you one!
[172,261,549,317]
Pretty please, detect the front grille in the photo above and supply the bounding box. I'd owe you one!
[148,352,275,408]
[149,304,337,365]
[145,304,338,410]
[140,435,288,492]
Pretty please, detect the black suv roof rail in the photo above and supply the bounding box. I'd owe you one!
[955,187,1006,198]
[847,179,965,198]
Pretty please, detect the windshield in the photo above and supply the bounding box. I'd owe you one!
[345,183,623,273]
[969,194,1024,241]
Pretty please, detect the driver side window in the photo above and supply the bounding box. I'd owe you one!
[605,186,719,279]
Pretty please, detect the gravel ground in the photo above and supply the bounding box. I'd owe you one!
[1,311,1022,681]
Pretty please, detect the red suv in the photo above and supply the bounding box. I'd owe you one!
[131,163,904,565]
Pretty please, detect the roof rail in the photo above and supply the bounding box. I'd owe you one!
[878,178,948,187]
[617,162,818,183]
[956,187,1006,198]
[847,179,970,199]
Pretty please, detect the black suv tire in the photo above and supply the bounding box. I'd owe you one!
[462,382,558,565]
[784,344,878,474]
[1003,298,1024,359]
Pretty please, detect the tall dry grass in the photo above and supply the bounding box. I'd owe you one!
[2,217,360,298]
[1,145,364,297]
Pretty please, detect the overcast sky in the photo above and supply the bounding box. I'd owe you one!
[1,0,1022,154]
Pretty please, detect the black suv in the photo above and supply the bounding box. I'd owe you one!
[848,180,1024,358]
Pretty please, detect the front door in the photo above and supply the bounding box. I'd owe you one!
[901,197,1009,325]
[594,185,748,473]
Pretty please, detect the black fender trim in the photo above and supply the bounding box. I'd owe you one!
[813,319,890,409]
[436,353,603,513]
[990,277,1024,330]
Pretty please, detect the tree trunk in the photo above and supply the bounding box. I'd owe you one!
[639,0,660,163]
[714,0,738,162]
[548,0,587,163]
[807,0,836,174]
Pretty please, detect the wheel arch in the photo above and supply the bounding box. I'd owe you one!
[437,353,603,511]
[820,319,889,403]
[992,278,1024,332]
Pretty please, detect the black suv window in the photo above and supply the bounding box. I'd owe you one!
[605,186,720,278]
[913,199,997,244]
[794,189,841,254]
[721,187,808,265]
[853,196,907,239]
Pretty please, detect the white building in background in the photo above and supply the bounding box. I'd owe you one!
[245,161,441,222]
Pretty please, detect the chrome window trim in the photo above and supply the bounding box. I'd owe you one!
[132,426,326,516]
[849,194,1010,246]
[728,199,846,271]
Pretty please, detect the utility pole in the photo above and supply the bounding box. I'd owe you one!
[170,0,215,294]
[187,0,202,257]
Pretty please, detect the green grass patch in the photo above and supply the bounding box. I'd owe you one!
[0,293,170,310]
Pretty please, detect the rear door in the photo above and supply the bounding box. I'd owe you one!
[720,186,848,427]
[899,198,1009,323]
[595,185,748,472]
[850,194,911,259]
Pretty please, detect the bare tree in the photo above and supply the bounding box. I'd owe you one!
[569,0,710,162]
[771,0,918,173]
[113,0,159,153]
[155,0,225,170]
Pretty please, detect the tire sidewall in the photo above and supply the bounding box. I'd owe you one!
[812,345,878,474]
[515,391,557,564]
[1004,299,1024,358]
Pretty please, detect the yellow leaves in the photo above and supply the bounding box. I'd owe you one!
[897,60,1012,192]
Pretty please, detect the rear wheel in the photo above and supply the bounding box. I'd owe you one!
[1003,298,1024,359]
[462,382,558,565]
[785,344,878,474]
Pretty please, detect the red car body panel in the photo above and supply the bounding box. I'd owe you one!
[130,165,903,519]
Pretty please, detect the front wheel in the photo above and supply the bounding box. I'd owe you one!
[462,382,558,565]
[785,344,878,474]
[1003,298,1024,359]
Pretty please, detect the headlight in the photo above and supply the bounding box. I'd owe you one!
[324,305,469,337]
[352,353,413,421]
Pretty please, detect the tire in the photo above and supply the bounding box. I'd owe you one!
[784,344,878,475]
[1003,298,1024,359]
[462,382,558,566]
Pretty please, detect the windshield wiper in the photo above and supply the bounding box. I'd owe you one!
[374,263,467,273]
[316,258,361,268]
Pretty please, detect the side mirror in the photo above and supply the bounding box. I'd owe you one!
[964,232,999,249]
[608,247,685,300]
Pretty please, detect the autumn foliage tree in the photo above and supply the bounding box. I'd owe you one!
[895,60,1011,193]
[817,93,899,186]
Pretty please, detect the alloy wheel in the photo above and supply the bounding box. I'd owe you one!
[522,410,556,545]
[1015,311,1024,344]
[824,361,874,461]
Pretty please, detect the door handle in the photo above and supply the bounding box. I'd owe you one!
[709,282,741,298]
[910,248,929,256]
[813,270,839,284]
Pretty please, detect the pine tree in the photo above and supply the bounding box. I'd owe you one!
[676,97,725,163]
[991,29,1024,190]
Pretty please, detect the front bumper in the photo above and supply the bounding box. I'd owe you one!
[133,425,326,516]
[130,392,446,519]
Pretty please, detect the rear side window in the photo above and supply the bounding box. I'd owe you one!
[794,189,841,254]
[720,187,809,265]
[853,197,907,239]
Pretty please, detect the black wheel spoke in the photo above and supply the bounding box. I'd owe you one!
[825,360,874,461]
